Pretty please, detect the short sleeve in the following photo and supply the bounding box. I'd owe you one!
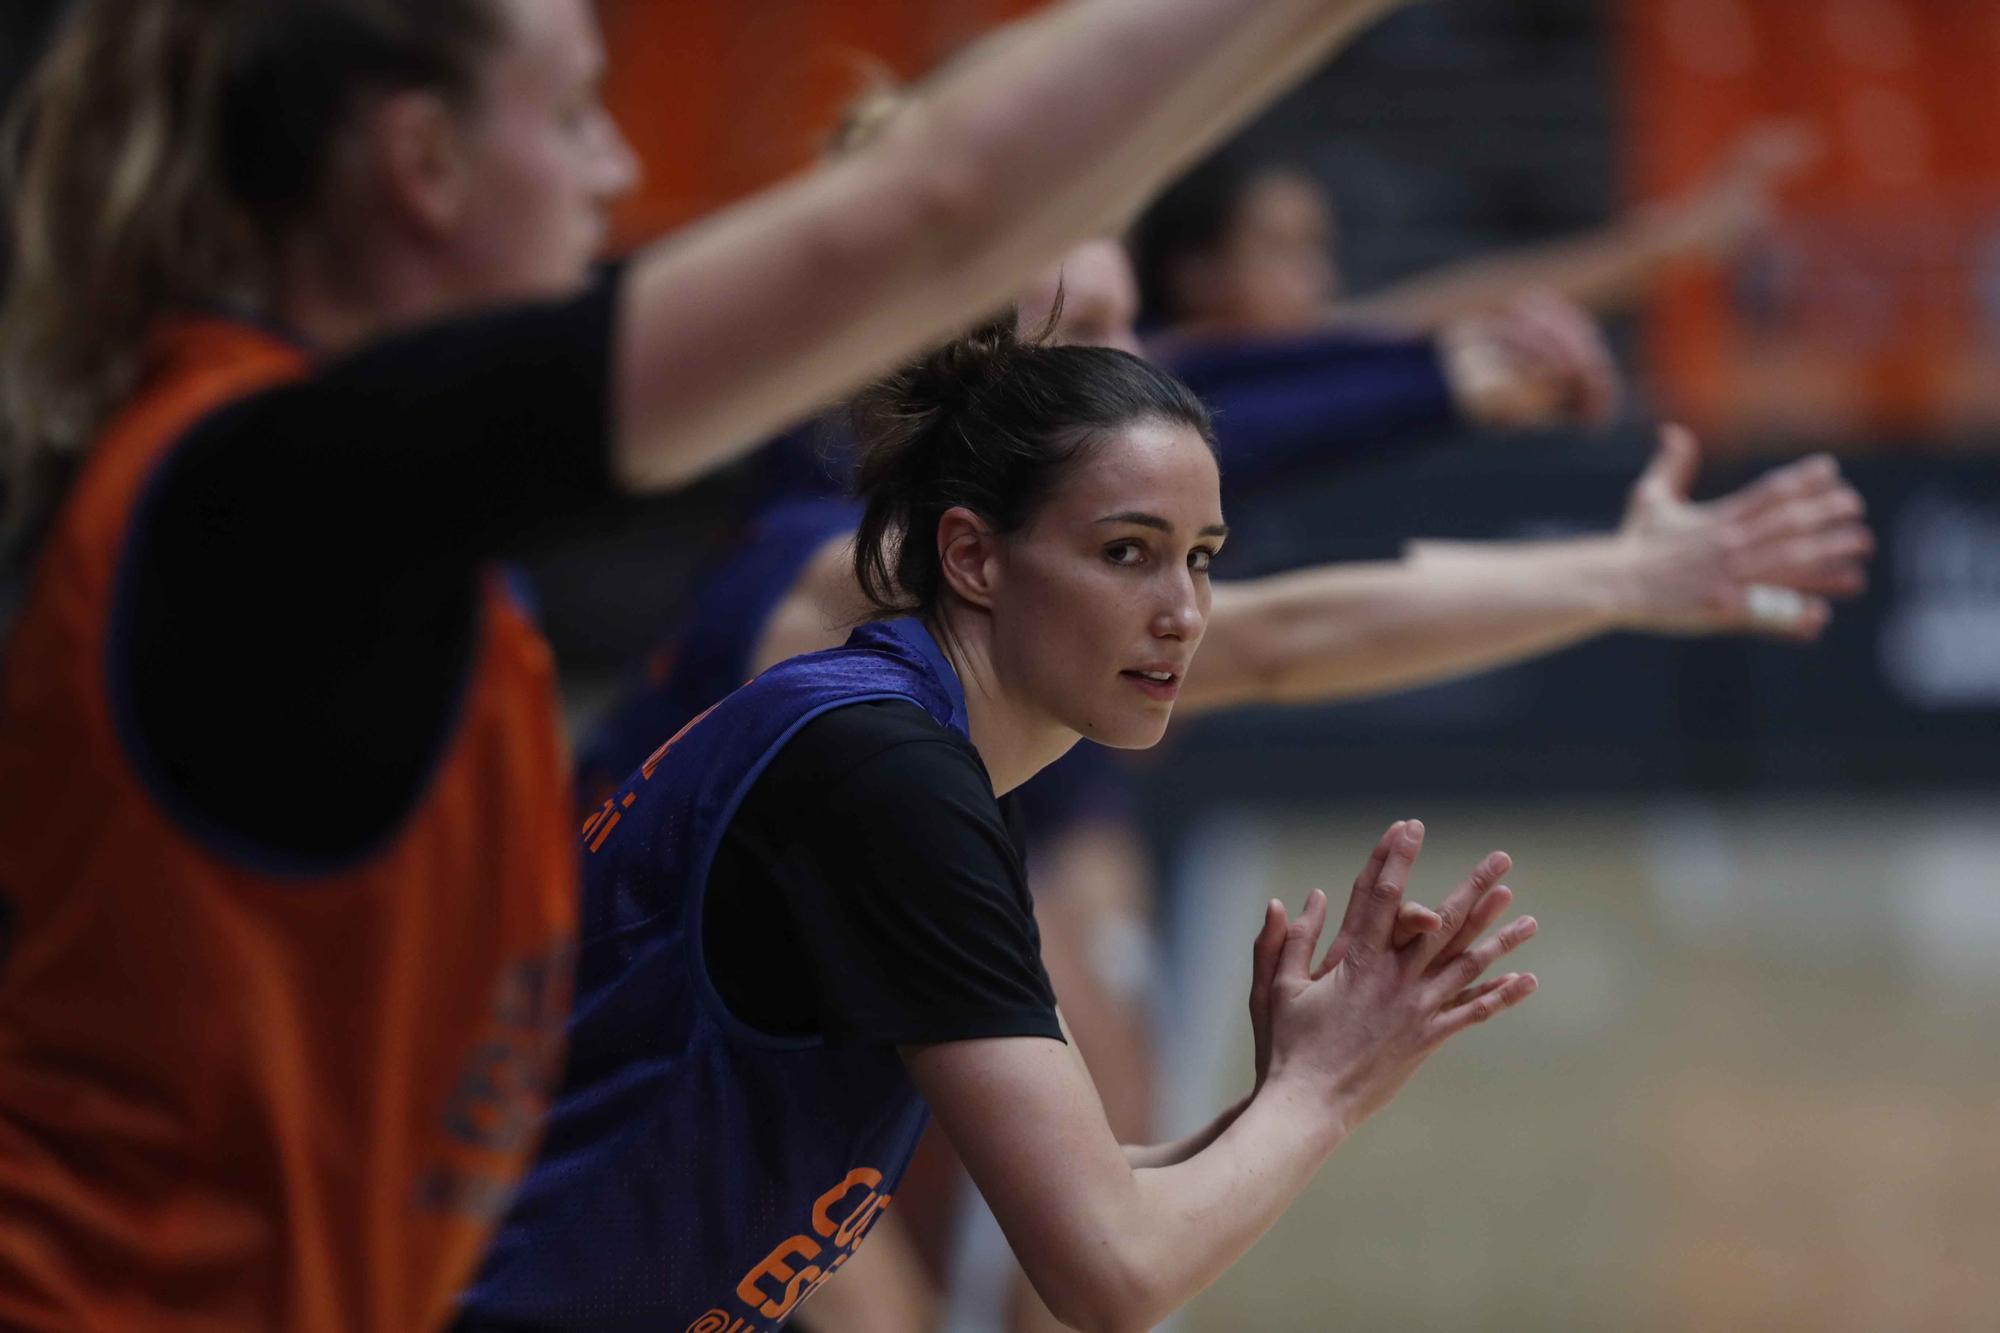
[704,701,1063,1048]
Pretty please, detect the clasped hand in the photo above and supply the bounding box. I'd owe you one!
[1245,819,1539,1133]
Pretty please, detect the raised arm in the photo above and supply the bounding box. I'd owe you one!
[614,0,1414,491]
[1180,426,1873,713]
[905,821,1535,1333]
[1332,123,1819,335]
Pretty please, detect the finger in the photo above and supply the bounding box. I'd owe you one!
[1487,300,1578,379]
[1715,458,1845,526]
[1741,492,1872,548]
[1389,902,1444,951]
[1322,821,1405,974]
[1410,850,1510,968]
[1448,973,1518,1010]
[1250,899,1286,1080]
[1347,819,1423,953]
[1431,972,1539,1042]
[1739,550,1871,601]
[1252,898,1287,985]
[1481,307,1589,420]
[1276,889,1328,986]
[1786,526,1877,576]
[1250,898,1286,1008]
[1716,454,1843,524]
[1510,294,1622,425]
[1736,526,1875,594]
[1438,883,1514,967]
[1430,914,1539,996]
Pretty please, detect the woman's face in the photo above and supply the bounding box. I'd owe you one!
[440,0,639,301]
[986,418,1225,751]
[1202,169,1339,331]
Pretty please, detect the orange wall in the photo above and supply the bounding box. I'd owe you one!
[599,0,1048,247]
[1628,0,2000,445]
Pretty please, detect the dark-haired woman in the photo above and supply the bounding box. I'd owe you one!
[0,0,1441,1325]
[457,321,1540,1333]
[556,293,1871,1333]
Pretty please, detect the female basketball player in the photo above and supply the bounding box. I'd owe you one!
[0,0,1435,1326]
[566,240,1865,1333]
[458,317,1541,1332]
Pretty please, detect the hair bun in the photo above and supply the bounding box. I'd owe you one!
[850,309,1027,473]
[897,310,1024,418]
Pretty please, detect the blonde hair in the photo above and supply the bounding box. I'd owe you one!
[0,0,501,551]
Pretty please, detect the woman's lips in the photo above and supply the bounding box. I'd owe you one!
[1120,669,1181,702]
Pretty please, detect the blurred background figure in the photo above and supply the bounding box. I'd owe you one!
[1129,122,1814,339]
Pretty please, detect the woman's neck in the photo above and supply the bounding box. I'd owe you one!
[929,609,1076,797]
[270,231,455,357]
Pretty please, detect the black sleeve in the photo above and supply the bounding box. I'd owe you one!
[149,271,624,575]
[119,274,624,865]
[704,700,1063,1048]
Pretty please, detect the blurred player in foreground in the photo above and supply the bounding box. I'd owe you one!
[459,316,1541,1333]
[0,0,1464,1324]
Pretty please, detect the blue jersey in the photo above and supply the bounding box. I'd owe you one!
[459,618,963,1332]
[574,496,864,810]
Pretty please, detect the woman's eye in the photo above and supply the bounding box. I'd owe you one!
[1105,542,1145,567]
[1189,548,1215,574]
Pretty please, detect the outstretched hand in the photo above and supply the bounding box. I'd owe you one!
[1617,424,1874,641]
[1666,120,1822,260]
[1250,821,1538,1130]
[1440,291,1623,431]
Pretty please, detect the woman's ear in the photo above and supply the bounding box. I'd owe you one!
[936,506,1002,611]
[362,89,470,238]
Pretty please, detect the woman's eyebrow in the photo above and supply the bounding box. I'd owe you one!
[1095,511,1230,538]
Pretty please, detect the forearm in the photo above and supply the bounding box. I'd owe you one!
[1095,1083,1344,1331]
[614,0,1405,490]
[1334,210,1702,335]
[1184,536,1641,712]
[1123,1095,1250,1169]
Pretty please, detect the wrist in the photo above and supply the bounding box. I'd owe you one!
[1574,532,1650,632]
[1256,1064,1352,1159]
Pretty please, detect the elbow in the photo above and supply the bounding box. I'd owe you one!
[1031,1248,1171,1333]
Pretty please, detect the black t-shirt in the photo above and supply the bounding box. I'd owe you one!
[119,277,623,862]
[704,699,1064,1048]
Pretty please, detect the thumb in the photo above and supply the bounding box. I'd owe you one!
[1639,423,1702,506]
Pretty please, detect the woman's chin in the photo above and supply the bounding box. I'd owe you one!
[1085,712,1174,752]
